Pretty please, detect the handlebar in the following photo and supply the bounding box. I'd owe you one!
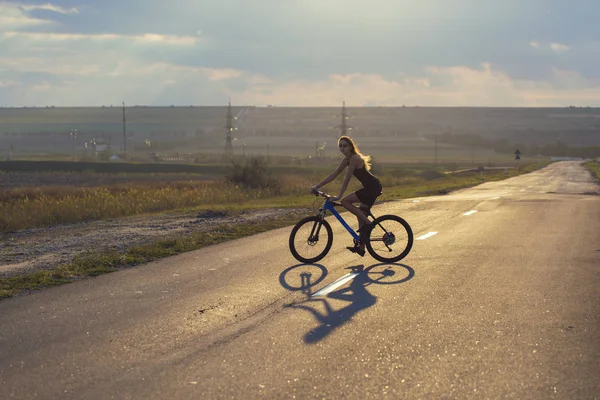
[311,188,331,198]
[311,189,341,206]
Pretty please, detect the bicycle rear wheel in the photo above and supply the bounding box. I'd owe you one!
[289,216,333,263]
[365,215,413,263]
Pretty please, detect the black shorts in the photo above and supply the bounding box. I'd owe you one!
[355,182,382,209]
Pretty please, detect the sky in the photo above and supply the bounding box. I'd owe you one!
[1,0,599,107]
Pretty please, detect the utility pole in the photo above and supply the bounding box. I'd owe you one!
[340,101,348,137]
[334,101,354,139]
[69,128,78,160]
[122,101,127,157]
[224,100,235,159]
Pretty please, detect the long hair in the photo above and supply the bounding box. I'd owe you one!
[338,136,372,170]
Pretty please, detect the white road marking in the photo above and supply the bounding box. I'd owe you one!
[463,210,478,216]
[312,273,360,297]
[416,231,438,240]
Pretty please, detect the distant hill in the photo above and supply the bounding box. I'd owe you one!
[0,106,598,160]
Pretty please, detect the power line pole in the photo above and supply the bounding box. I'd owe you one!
[340,101,348,137]
[335,101,354,139]
[122,101,127,157]
[224,100,235,159]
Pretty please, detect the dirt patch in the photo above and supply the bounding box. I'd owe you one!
[421,170,445,180]
[0,207,307,278]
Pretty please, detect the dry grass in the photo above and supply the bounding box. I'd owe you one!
[583,161,600,182]
[0,160,548,233]
[0,178,308,232]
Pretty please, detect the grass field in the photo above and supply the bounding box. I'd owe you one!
[583,160,600,181]
[0,157,548,233]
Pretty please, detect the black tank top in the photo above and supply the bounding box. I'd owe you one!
[352,161,380,189]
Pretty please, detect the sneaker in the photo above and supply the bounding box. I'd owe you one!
[346,246,365,257]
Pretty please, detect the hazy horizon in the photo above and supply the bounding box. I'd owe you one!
[1,1,599,108]
[1,105,599,110]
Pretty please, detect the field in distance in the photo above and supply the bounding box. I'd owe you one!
[0,106,598,163]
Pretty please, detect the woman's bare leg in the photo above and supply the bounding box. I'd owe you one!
[341,194,371,250]
[340,193,370,225]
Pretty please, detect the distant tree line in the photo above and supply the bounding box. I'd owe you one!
[428,133,600,158]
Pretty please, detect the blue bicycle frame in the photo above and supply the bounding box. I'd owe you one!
[322,198,360,241]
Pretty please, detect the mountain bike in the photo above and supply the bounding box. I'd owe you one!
[289,190,413,263]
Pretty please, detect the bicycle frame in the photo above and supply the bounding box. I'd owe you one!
[319,199,360,242]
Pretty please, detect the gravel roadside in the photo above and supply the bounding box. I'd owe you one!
[0,207,307,278]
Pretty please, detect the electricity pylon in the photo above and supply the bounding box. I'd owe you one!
[122,101,127,156]
[224,100,236,159]
[333,101,354,139]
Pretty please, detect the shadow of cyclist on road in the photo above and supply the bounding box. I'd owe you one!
[283,263,414,344]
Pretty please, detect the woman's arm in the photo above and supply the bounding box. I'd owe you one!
[336,155,360,198]
[314,158,348,189]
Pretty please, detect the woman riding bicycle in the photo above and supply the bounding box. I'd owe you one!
[311,136,382,256]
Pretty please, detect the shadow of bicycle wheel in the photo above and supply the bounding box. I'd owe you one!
[362,262,415,285]
[279,263,328,294]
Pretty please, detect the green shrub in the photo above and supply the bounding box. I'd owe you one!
[227,156,281,191]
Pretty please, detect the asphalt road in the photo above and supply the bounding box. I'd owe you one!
[1,161,599,399]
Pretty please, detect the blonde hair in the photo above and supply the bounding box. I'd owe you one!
[338,136,372,170]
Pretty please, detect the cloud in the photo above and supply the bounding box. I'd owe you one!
[2,31,200,46]
[0,79,21,88]
[1,0,599,106]
[229,63,600,107]
[30,81,52,91]
[19,2,79,14]
[0,2,78,31]
[530,40,571,54]
[549,42,570,54]
[204,68,243,81]
[0,2,55,29]
[3,57,600,107]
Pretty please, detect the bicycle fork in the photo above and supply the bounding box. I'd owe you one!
[308,211,327,244]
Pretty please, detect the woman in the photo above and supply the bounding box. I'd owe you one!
[311,135,382,256]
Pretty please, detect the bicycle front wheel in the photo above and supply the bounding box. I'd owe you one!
[365,215,413,263]
[289,216,333,263]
